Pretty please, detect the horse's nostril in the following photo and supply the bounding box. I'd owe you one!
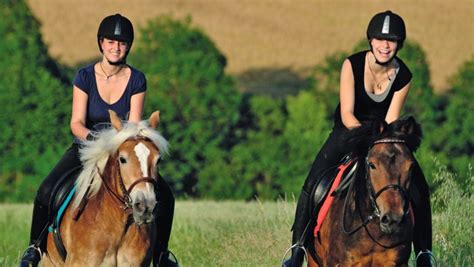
[134,201,146,213]
[381,214,392,225]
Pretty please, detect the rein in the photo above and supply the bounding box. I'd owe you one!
[342,138,411,248]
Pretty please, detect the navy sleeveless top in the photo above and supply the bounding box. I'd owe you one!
[333,51,412,130]
[73,64,147,142]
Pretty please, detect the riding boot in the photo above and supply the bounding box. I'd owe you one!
[413,196,433,267]
[283,189,312,267]
[152,176,179,267]
[411,164,434,267]
[19,198,49,267]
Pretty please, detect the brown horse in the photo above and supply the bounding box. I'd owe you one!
[44,110,169,266]
[309,117,422,266]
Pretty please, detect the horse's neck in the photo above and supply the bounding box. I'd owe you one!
[341,170,375,230]
[354,172,372,217]
[94,158,130,222]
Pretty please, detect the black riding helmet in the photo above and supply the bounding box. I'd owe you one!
[366,10,406,65]
[367,10,406,49]
[97,14,134,63]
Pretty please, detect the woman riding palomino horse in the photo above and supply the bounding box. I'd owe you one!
[20,14,178,267]
[43,110,169,266]
[283,10,434,267]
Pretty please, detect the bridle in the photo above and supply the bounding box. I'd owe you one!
[342,138,412,248]
[366,139,411,221]
[98,136,159,211]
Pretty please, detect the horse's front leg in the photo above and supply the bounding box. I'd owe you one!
[307,253,321,267]
[117,224,155,266]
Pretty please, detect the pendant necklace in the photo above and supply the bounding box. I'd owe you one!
[99,62,123,82]
[367,53,391,91]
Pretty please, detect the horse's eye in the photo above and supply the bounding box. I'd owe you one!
[119,156,127,164]
[368,162,376,169]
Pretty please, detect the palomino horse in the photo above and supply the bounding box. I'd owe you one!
[309,117,422,266]
[44,110,168,266]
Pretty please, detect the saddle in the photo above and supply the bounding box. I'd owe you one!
[47,166,82,261]
[302,156,358,265]
[310,155,359,236]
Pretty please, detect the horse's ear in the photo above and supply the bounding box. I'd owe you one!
[400,116,419,135]
[109,110,123,131]
[149,110,160,129]
[373,119,386,134]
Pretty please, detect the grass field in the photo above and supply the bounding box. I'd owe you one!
[1,197,472,266]
[26,0,474,92]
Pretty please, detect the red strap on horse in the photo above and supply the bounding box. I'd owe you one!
[314,159,354,237]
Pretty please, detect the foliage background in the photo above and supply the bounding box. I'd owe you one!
[0,0,472,201]
[0,1,472,265]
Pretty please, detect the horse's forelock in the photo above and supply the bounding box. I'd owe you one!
[342,117,423,155]
[384,117,423,152]
[342,121,383,155]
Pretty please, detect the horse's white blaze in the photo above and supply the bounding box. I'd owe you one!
[134,143,150,177]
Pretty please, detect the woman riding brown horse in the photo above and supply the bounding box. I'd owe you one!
[309,117,421,266]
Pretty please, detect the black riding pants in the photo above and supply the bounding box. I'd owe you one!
[155,174,175,252]
[30,144,81,248]
[302,129,348,194]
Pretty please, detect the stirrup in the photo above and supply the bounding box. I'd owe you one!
[158,250,179,267]
[415,250,437,267]
[281,244,308,266]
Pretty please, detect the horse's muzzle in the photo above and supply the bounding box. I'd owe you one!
[379,212,403,234]
[131,191,157,226]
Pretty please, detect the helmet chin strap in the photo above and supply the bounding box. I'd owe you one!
[104,53,127,66]
[108,58,126,66]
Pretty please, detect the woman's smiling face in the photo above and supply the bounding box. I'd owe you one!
[100,38,129,63]
[370,38,398,64]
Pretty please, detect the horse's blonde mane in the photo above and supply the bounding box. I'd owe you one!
[72,120,168,210]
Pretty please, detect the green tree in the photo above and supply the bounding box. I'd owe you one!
[432,57,474,187]
[130,16,241,197]
[277,91,331,195]
[198,90,332,200]
[197,96,286,199]
[0,0,70,201]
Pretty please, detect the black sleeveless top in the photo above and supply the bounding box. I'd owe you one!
[333,51,412,130]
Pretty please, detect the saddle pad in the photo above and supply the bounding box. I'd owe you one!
[313,159,354,237]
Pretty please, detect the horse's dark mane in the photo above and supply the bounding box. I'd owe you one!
[342,116,423,157]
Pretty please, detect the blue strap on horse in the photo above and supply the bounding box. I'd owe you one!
[47,166,82,261]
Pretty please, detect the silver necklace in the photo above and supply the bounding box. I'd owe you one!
[99,62,123,82]
[367,53,391,91]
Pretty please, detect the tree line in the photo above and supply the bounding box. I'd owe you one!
[0,0,472,202]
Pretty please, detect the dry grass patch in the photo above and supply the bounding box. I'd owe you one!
[27,0,473,91]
